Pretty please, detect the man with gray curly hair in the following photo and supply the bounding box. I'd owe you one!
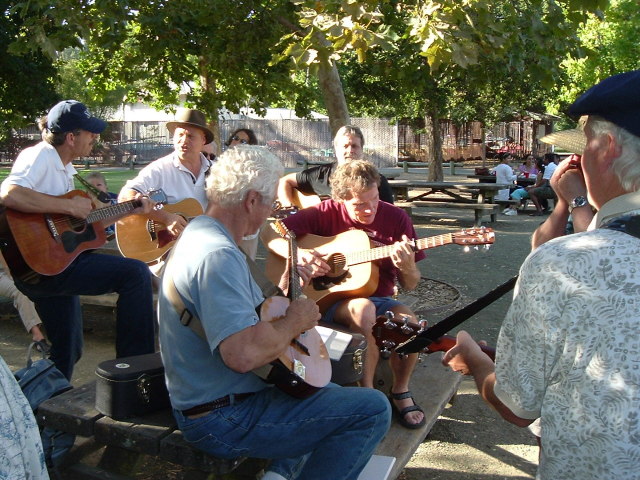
[443,70,640,479]
[158,146,390,480]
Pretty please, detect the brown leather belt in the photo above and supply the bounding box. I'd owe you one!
[181,392,255,416]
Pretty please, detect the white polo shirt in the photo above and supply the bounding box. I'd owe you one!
[122,153,210,209]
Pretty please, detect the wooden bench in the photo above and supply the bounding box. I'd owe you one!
[396,201,501,226]
[37,354,461,480]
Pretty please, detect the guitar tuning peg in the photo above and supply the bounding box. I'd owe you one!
[463,246,470,253]
[400,315,413,335]
[380,348,392,360]
[484,244,491,250]
[385,311,395,320]
[384,310,396,329]
[418,318,428,330]
[473,245,479,251]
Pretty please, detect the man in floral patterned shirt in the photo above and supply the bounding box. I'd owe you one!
[443,69,640,479]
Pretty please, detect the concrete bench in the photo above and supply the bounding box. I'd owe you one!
[396,201,500,226]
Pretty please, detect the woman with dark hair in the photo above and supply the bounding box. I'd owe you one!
[225,128,257,148]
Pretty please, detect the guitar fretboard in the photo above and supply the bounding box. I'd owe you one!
[346,233,454,266]
[86,199,142,224]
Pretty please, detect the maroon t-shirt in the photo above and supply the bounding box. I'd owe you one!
[281,199,425,297]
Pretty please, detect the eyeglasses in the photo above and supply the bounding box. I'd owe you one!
[232,135,248,145]
[202,152,216,161]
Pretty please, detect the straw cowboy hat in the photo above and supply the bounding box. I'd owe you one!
[540,128,586,155]
[166,108,214,144]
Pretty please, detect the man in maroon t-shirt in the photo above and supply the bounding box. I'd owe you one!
[262,160,426,429]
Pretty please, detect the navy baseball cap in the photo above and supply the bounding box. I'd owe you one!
[569,70,640,138]
[47,100,107,134]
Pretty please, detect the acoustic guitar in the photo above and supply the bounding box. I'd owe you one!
[0,189,167,280]
[265,228,495,313]
[255,221,332,398]
[372,313,496,360]
[115,198,203,264]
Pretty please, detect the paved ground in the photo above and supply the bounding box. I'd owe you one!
[0,167,545,479]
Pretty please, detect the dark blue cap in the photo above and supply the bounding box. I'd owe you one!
[569,70,640,138]
[47,100,107,134]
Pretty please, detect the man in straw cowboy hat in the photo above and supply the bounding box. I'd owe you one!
[442,69,640,480]
[119,108,215,241]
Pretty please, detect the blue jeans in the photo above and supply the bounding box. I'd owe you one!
[322,296,402,324]
[174,384,391,480]
[15,252,155,380]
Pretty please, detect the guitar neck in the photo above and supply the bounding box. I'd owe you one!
[346,234,453,265]
[86,199,141,225]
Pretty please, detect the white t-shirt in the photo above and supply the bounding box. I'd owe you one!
[492,163,516,201]
[1,141,76,196]
[542,162,557,181]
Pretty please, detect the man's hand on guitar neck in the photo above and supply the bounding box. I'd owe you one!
[392,235,420,290]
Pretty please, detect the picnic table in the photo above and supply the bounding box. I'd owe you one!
[467,174,536,187]
[388,180,511,226]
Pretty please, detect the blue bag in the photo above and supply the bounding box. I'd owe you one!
[14,341,76,469]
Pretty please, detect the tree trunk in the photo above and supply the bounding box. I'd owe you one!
[317,60,350,138]
[425,112,444,181]
[199,57,222,154]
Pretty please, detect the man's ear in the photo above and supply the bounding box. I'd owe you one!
[244,190,260,210]
[602,133,622,170]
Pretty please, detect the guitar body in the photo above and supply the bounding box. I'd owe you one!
[256,292,332,398]
[3,190,106,277]
[265,229,379,313]
[291,189,322,209]
[115,198,203,264]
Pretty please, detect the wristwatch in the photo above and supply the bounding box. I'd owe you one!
[568,196,589,214]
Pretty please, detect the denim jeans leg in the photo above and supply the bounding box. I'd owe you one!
[175,385,391,480]
[14,252,155,379]
[33,295,82,380]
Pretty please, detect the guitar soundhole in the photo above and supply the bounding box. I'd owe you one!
[312,253,348,290]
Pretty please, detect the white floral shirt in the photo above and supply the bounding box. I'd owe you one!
[494,193,640,480]
[0,356,49,479]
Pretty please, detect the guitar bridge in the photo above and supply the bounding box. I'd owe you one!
[292,359,306,380]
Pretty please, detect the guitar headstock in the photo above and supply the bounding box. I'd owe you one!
[147,189,169,210]
[372,313,428,357]
[274,220,296,241]
[451,227,495,246]
[271,201,299,219]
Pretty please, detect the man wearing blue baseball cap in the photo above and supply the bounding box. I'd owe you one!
[0,100,156,380]
[441,70,640,480]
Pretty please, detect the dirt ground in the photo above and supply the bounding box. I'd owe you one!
[0,167,545,479]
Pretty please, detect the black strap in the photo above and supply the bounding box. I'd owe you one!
[74,173,111,203]
[395,275,518,355]
[602,214,640,239]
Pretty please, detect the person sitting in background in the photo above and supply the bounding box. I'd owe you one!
[225,128,257,149]
[492,153,517,215]
[202,140,218,162]
[518,154,539,177]
[0,253,45,343]
[442,69,640,480]
[506,157,545,215]
[277,125,395,206]
[528,153,558,216]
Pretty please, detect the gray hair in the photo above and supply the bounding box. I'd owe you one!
[206,145,283,207]
[588,116,640,192]
[333,125,365,151]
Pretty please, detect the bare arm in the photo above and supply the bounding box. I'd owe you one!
[219,297,320,372]
[276,173,299,206]
[531,159,593,249]
[0,184,93,218]
[443,331,534,427]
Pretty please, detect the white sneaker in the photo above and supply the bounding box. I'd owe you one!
[504,209,517,216]
[502,207,511,214]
